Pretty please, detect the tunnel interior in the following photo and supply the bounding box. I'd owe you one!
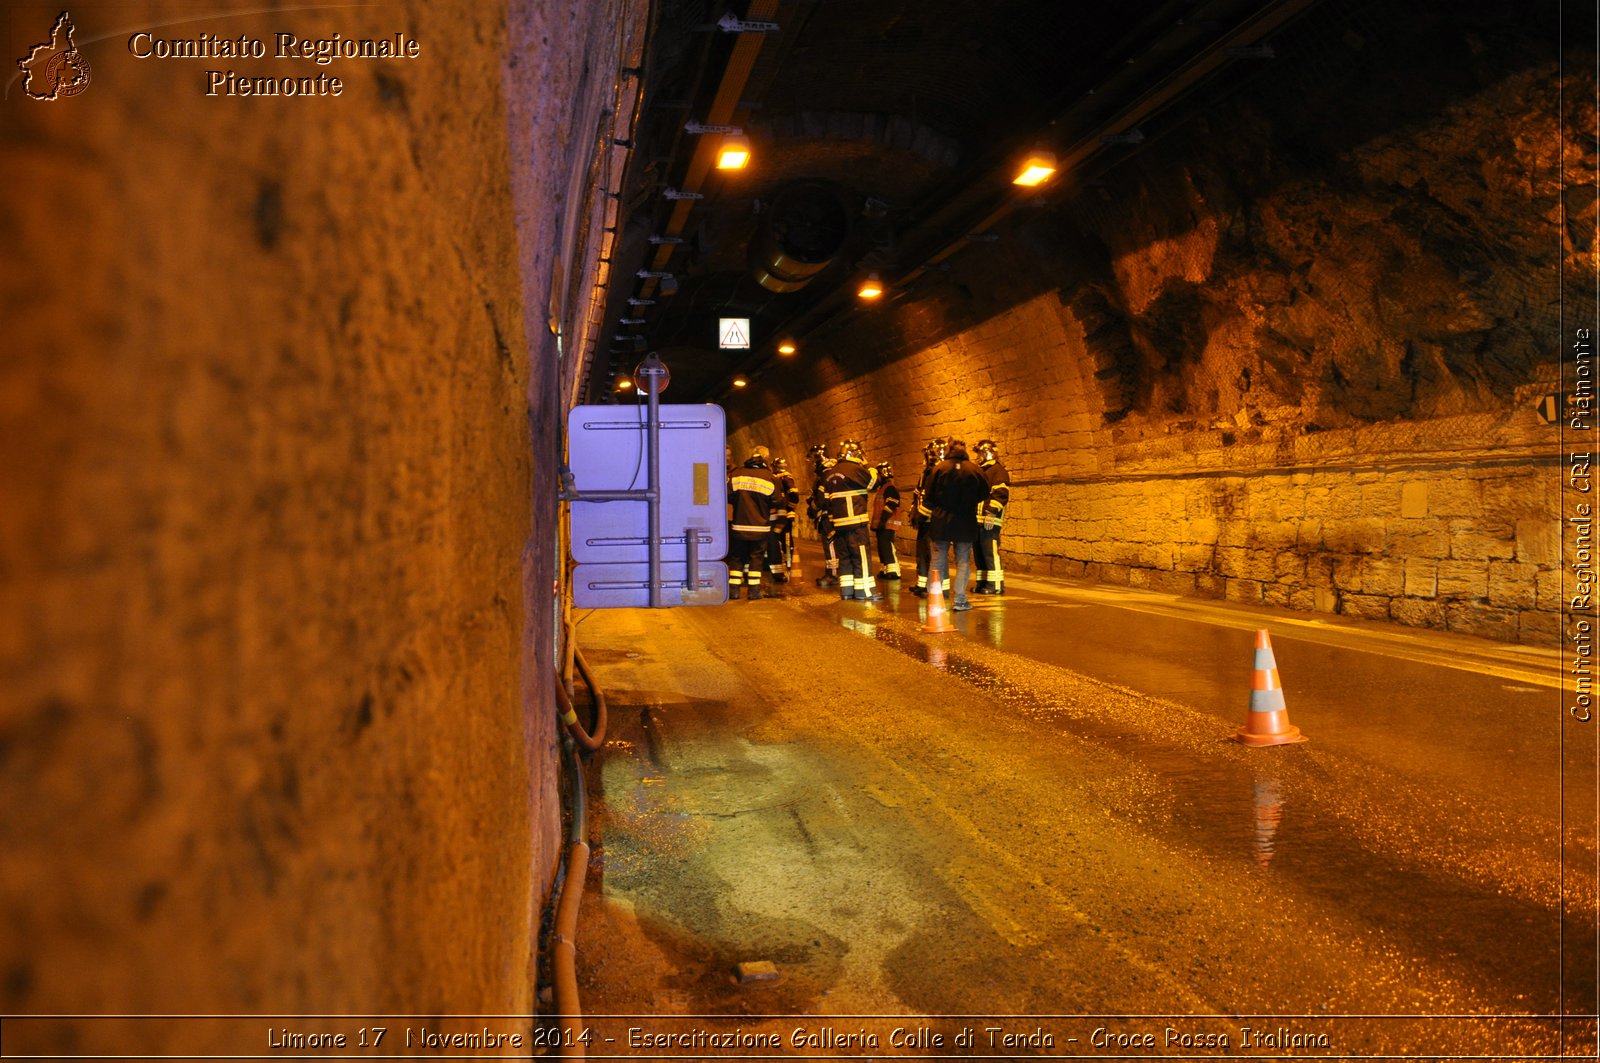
[587,0,1590,647]
[0,0,1594,1050]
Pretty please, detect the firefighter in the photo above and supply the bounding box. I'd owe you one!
[807,443,841,588]
[766,457,800,582]
[869,461,904,581]
[727,446,780,600]
[973,438,1011,595]
[911,438,946,598]
[824,438,880,601]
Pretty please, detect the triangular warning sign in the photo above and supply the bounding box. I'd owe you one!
[718,317,750,349]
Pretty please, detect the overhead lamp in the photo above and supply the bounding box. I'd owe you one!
[1013,149,1057,187]
[615,377,633,391]
[777,340,797,355]
[716,133,752,171]
[856,272,884,300]
[732,377,748,388]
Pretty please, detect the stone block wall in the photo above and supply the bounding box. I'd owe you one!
[1,0,639,1038]
[737,290,1560,644]
[1010,454,1558,644]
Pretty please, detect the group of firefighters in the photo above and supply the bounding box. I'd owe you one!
[726,436,1011,611]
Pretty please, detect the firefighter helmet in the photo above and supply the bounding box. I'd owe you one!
[839,439,865,464]
[976,438,999,463]
[876,461,894,479]
[772,457,788,473]
[746,445,770,468]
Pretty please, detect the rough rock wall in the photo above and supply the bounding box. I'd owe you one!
[733,5,1587,645]
[1,0,635,1037]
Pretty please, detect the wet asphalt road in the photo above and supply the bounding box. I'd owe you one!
[567,549,1598,1059]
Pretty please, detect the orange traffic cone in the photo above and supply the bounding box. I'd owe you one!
[922,573,956,633]
[1235,629,1307,747]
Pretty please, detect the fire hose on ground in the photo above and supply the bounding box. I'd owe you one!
[551,622,608,1057]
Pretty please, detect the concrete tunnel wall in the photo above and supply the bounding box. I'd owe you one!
[2,0,640,1035]
[730,5,1591,647]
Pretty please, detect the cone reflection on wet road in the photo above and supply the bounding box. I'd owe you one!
[1252,775,1284,867]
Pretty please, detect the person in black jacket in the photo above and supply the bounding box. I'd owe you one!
[973,438,1011,595]
[823,438,880,601]
[924,438,990,611]
[869,462,903,581]
[766,456,800,583]
[727,447,780,600]
[806,443,840,588]
[911,438,945,597]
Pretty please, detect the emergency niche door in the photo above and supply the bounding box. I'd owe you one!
[566,403,729,607]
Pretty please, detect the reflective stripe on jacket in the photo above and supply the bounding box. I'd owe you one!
[824,459,879,528]
[729,467,779,540]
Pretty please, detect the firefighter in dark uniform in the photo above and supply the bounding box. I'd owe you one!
[973,438,1011,594]
[870,462,903,581]
[824,439,880,601]
[911,438,946,598]
[766,457,800,583]
[807,443,841,588]
[727,446,780,600]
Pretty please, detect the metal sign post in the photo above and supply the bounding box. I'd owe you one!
[641,355,665,607]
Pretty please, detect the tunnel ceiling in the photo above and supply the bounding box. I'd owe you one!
[584,0,1329,406]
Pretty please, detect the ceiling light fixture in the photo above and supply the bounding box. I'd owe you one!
[732,377,748,388]
[777,340,797,355]
[857,272,884,300]
[1013,149,1057,187]
[716,133,752,170]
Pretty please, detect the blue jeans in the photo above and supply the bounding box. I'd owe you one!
[932,539,973,606]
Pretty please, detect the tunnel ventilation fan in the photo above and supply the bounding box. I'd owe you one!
[748,182,849,293]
